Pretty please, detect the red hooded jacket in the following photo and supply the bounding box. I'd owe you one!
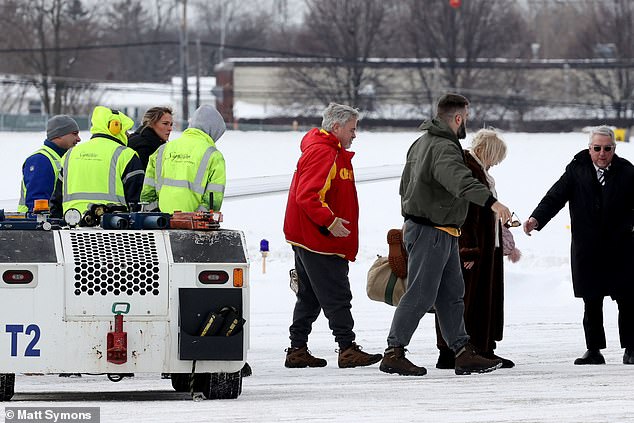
[283,128,359,261]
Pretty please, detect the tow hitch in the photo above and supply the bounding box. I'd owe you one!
[107,302,129,365]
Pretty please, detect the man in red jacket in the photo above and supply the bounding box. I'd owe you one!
[283,103,382,369]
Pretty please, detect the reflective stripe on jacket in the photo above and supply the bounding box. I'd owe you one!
[140,127,226,213]
[61,137,139,214]
[18,145,62,212]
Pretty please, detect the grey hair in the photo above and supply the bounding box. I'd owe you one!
[321,103,359,132]
[589,125,615,145]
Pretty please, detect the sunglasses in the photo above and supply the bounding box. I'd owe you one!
[591,145,614,152]
[504,212,521,228]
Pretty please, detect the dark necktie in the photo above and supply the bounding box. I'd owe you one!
[597,168,605,186]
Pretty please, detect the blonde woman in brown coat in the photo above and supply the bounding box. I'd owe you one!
[435,128,519,369]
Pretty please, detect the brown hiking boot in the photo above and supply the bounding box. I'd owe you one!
[379,346,427,376]
[285,346,327,368]
[454,343,502,375]
[387,229,408,279]
[338,342,383,368]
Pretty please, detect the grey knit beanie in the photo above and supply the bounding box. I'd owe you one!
[46,115,79,140]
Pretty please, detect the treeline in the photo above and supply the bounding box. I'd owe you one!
[0,0,633,120]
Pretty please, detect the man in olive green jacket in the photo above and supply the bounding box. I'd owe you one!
[379,93,513,377]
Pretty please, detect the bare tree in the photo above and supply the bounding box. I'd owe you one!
[572,0,634,120]
[103,0,153,81]
[0,78,32,114]
[399,0,530,120]
[98,0,179,82]
[0,0,100,114]
[279,0,397,112]
[192,0,281,73]
[527,0,586,59]
[0,0,99,115]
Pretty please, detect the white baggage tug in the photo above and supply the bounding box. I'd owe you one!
[0,208,250,400]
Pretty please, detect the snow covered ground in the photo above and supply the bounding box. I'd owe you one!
[1,129,633,422]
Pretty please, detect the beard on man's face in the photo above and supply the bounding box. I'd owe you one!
[457,121,467,139]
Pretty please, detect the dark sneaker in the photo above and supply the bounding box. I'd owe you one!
[574,349,605,365]
[435,346,455,369]
[285,346,327,368]
[454,343,502,375]
[379,346,427,376]
[338,342,382,368]
[387,229,408,279]
[624,348,634,365]
[482,351,515,369]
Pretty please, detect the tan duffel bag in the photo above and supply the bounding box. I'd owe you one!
[366,255,407,306]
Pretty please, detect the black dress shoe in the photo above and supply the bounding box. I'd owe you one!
[435,347,455,369]
[482,352,515,368]
[574,349,605,365]
[624,348,634,365]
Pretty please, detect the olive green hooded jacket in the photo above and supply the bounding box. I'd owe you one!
[400,118,495,227]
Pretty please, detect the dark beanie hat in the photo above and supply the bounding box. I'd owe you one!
[47,115,79,140]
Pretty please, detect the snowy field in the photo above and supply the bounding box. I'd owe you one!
[1,129,633,422]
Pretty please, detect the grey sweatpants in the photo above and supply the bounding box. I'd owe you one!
[387,220,470,352]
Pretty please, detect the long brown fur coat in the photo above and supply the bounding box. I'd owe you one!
[458,151,505,352]
[436,150,505,353]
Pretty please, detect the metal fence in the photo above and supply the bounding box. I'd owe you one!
[0,114,90,132]
[1,112,632,136]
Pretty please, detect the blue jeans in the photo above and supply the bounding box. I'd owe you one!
[387,221,469,352]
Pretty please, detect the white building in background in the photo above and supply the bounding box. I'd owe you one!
[0,75,216,131]
[97,76,216,129]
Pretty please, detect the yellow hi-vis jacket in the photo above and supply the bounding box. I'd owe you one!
[17,145,61,212]
[61,107,141,214]
[141,127,226,213]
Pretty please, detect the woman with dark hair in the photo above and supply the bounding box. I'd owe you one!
[128,106,173,169]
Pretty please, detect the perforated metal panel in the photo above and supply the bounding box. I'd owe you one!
[61,230,169,319]
[69,232,160,296]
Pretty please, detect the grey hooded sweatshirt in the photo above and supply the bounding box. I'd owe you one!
[189,104,226,142]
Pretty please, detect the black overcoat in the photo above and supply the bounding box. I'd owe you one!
[530,149,634,299]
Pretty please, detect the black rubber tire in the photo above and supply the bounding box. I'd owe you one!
[170,373,208,393]
[170,373,189,392]
[240,362,252,377]
[0,373,15,401]
[201,371,242,400]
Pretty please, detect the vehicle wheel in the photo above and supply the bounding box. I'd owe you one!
[170,374,188,392]
[240,362,252,377]
[201,371,242,400]
[0,373,15,401]
[170,373,207,393]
